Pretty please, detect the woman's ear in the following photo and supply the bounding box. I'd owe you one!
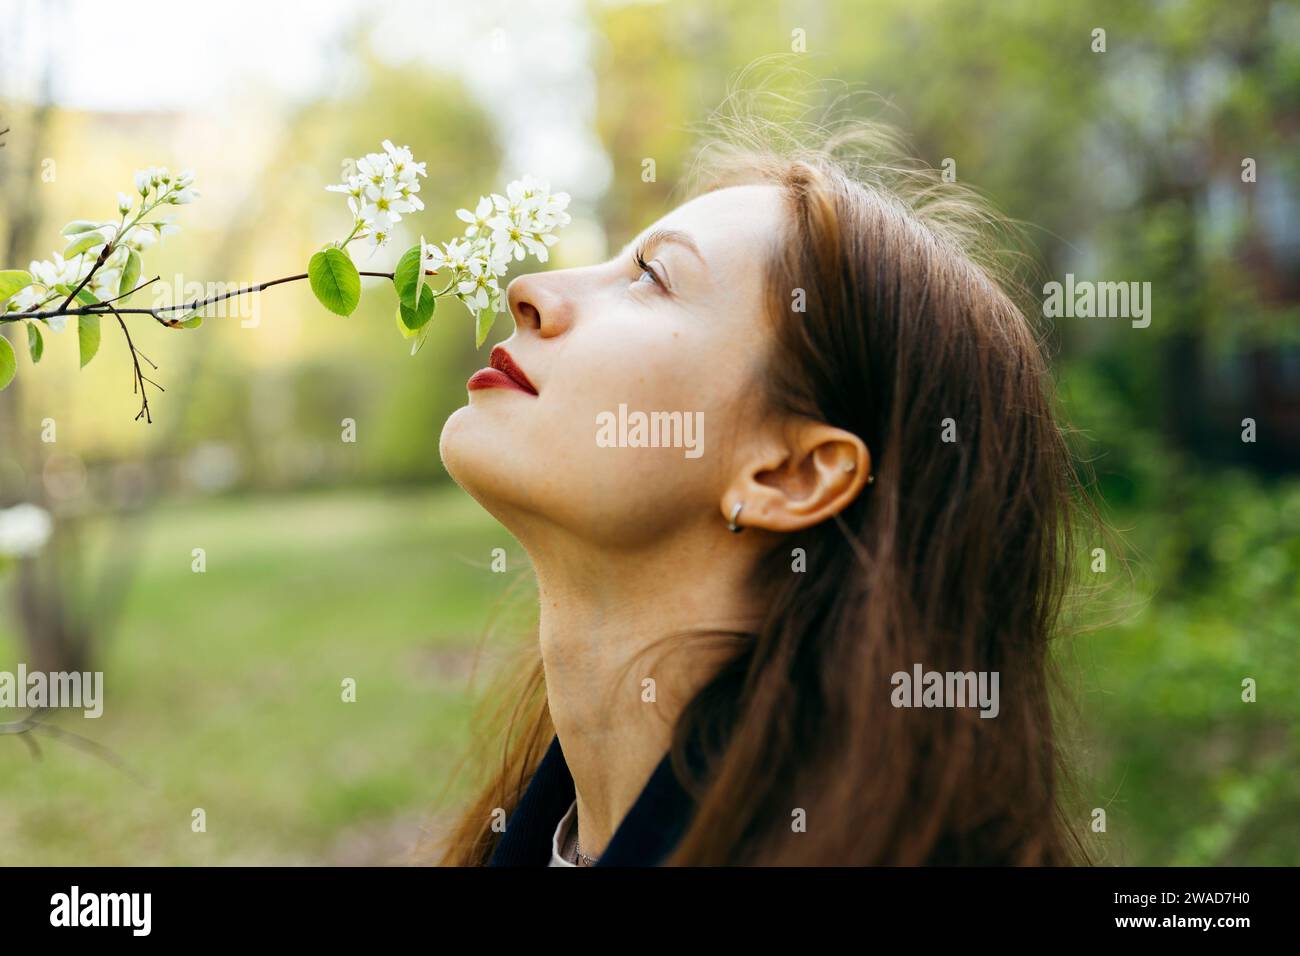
[720,420,871,533]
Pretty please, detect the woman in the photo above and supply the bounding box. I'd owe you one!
[433,102,1093,866]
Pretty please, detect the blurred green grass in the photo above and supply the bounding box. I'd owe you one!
[0,485,532,865]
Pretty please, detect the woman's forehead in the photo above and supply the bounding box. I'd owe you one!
[657,184,785,249]
[665,184,774,232]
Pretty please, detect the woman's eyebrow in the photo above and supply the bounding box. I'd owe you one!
[621,228,707,270]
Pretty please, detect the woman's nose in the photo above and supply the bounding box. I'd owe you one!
[506,271,573,338]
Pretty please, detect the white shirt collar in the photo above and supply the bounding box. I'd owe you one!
[548,799,579,867]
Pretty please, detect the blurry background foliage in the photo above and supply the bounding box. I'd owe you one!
[0,0,1296,865]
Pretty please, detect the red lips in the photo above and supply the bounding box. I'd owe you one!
[467,345,538,396]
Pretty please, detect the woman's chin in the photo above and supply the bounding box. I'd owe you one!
[439,406,528,517]
[439,405,491,493]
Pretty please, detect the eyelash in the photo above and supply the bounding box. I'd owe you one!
[633,246,667,292]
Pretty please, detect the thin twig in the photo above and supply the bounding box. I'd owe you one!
[97,274,162,307]
[105,300,162,423]
[0,709,146,785]
[54,243,111,313]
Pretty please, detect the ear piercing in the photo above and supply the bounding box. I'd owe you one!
[727,501,744,533]
[844,459,875,484]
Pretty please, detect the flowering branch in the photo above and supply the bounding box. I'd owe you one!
[0,140,571,420]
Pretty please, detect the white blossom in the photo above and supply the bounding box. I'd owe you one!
[0,504,53,558]
[424,237,474,274]
[485,176,570,263]
[451,239,511,317]
[3,167,195,321]
[420,176,571,325]
[361,179,414,230]
[456,196,495,238]
[30,252,88,289]
[326,175,366,200]
[383,140,426,184]
[130,166,200,207]
[363,223,393,253]
[327,141,428,250]
[8,252,92,325]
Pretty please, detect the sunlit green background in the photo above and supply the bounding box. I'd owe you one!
[1,0,1297,865]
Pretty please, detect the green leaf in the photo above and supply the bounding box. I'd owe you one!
[58,285,100,307]
[61,220,102,237]
[395,307,415,339]
[78,313,101,368]
[475,308,496,348]
[64,231,108,258]
[397,288,435,336]
[0,335,14,390]
[308,247,361,316]
[118,248,142,302]
[27,322,43,364]
[0,270,32,302]
[393,244,424,311]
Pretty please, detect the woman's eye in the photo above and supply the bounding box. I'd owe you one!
[632,253,666,291]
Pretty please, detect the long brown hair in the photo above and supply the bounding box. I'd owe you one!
[434,85,1096,866]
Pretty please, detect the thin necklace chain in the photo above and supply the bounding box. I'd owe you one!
[570,811,598,866]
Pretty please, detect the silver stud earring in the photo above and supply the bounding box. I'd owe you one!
[727,501,744,533]
[867,474,875,485]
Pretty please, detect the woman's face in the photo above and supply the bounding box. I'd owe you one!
[439,184,788,552]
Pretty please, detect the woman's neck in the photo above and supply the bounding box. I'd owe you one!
[532,528,762,858]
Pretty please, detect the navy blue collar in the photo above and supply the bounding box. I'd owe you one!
[488,734,696,866]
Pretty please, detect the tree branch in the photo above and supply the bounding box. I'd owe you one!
[1,268,439,324]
